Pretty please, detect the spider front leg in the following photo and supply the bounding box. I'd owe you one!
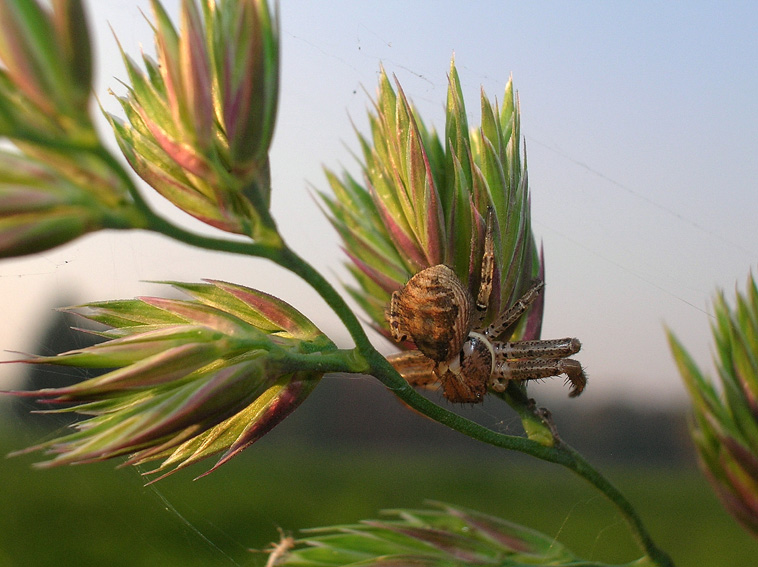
[385,350,437,388]
[475,208,497,324]
[489,338,587,397]
[482,279,545,340]
[475,208,543,337]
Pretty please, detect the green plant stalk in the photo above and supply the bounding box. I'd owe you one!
[102,150,671,566]
[365,349,674,567]
[148,215,673,566]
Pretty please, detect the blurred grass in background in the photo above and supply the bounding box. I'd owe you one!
[2,375,758,567]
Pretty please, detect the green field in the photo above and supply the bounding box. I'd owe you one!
[1,432,757,567]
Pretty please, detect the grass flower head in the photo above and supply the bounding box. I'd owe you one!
[9,280,334,481]
[108,0,279,241]
[322,60,542,348]
[668,273,758,537]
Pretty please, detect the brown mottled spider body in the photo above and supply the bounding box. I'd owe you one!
[386,213,587,403]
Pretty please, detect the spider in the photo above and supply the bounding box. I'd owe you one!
[385,211,587,403]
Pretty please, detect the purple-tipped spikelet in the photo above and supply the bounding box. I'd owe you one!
[268,502,604,567]
[0,150,141,258]
[0,0,95,142]
[7,280,333,481]
[0,0,143,257]
[668,272,758,538]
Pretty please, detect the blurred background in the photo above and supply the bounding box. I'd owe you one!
[1,1,758,565]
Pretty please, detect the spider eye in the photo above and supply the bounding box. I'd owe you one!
[461,338,476,358]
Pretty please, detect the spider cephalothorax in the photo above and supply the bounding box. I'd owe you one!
[386,214,587,403]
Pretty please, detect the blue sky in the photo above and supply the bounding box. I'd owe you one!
[1,1,757,406]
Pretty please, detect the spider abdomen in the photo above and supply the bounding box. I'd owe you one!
[387,265,475,362]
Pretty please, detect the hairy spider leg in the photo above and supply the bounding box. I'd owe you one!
[489,337,586,397]
[490,354,587,398]
[475,208,496,324]
[481,279,545,340]
[494,337,581,360]
[389,335,587,397]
